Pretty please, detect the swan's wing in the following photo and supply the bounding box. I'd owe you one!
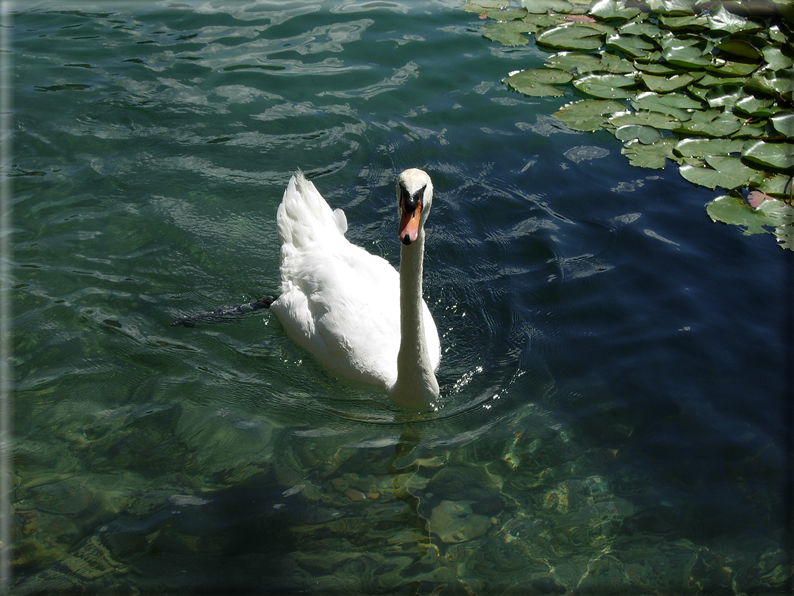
[272,241,401,388]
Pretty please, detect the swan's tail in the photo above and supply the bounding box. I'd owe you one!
[277,171,347,249]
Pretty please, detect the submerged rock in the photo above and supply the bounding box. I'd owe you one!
[429,500,492,543]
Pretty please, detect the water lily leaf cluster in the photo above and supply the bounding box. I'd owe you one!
[467,0,794,249]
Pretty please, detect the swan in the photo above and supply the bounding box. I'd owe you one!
[269,169,441,408]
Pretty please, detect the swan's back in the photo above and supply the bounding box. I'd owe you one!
[272,172,438,390]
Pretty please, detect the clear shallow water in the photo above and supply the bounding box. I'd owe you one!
[9,1,792,593]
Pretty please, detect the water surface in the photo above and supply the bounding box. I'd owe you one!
[10,1,792,593]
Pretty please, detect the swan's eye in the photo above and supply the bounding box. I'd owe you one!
[400,184,425,213]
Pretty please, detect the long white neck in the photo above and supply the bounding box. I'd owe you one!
[389,228,440,408]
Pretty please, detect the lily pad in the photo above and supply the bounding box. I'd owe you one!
[742,139,794,169]
[704,85,744,108]
[483,20,533,46]
[659,14,710,30]
[615,124,661,145]
[673,137,746,158]
[588,0,641,20]
[745,69,794,97]
[641,72,696,92]
[606,32,657,58]
[761,46,793,71]
[545,51,634,74]
[659,34,713,68]
[536,24,607,51]
[519,0,574,13]
[463,0,508,12]
[706,194,794,238]
[573,73,637,99]
[679,160,750,190]
[631,91,702,118]
[621,137,677,169]
[708,4,763,34]
[633,61,683,76]
[679,154,763,190]
[757,174,794,198]
[553,98,628,132]
[733,95,776,118]
[715,39,762,60]
[619,20,662,38]
[609,110,683,130]
[672,109,742,137]
[486,8,529,20]
[705,58,759,77]
[504,68,573,97]
[704,155,765,186]
[770,111,794,137]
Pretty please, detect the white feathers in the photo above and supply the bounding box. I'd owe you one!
[270,170,440,407]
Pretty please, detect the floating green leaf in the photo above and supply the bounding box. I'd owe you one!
[742,140,794,169]
[708,4,762,34]
[704,85,744,108]
[621,137,677,169]
[770,111,794,138]
[631,91,702,118]
[483,20,533,46]
[674,137,746,158]
[761,46,793,71]
[545,51,634,74]
[673,109,742,137]
[553,99,627,132]
[707,195,794,245]
[503,68,573,96]
[609,110,683,130]
[573,73,637,99]
[641,72,696,92]
[615,124,661,145]
[588,0,641,20]
[706,194,774,235]
[536,24,606,51]
[680,155,762,190]
[633,60,682,76]
[659,14,709,30]
[757,174,794,198]
[486,8,528,20]
[545,51,602,73]
[520,0,574,13]
[606,33,657,58]
[619,20,662,38]
[654,0,698,16]
[746,69,794,97]
[660,34,712,68]
[705,58,759,77]
[705,155,765,187]
[696,73,746,88]
[463,0,508,13]
[715,39,761,60]
[733,95,776,117]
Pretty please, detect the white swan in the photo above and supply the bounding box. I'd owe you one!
[269,169,441,408]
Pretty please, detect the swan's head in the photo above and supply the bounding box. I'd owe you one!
[397,168,433,246]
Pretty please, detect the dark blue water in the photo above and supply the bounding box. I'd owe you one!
[9,1,792,593]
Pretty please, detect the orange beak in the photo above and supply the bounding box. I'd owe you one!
[398,200,422,245]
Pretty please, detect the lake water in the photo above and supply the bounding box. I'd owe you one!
[8,1,793,594]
